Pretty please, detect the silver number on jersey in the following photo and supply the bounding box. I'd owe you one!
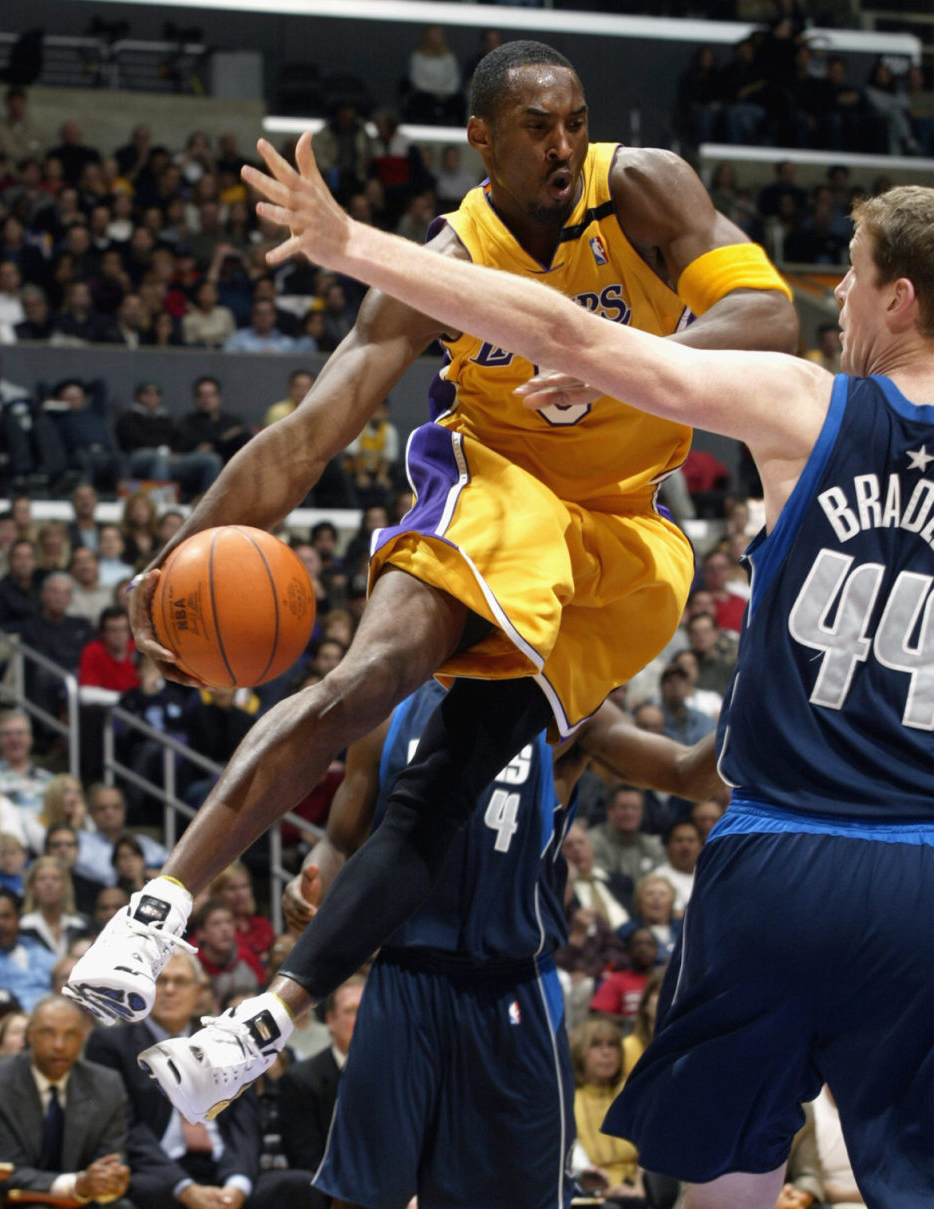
[789,548,934,729]
[788,549,884,710]
[484,788,520,853]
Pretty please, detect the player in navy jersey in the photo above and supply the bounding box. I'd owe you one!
[281,681,719,1209]
[240,162,934,1207]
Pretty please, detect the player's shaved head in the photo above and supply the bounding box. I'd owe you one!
[469,40,578,125]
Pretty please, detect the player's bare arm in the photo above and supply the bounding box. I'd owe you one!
[610,148,799,354]
[249,134,830,518]
[567,699,723,802]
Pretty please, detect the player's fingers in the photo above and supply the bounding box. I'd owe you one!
[256,201,297,230]
[256,136,300,185]
[242,163,292,209]
[294,131,320,182]
[265,234,306,266]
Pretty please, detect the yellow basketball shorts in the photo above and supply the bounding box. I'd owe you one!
[368,421,694,735]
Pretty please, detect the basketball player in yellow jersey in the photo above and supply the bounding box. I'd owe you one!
[67,42,794,1122]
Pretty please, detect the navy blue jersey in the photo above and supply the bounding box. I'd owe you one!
[374,680,571,959]
[718,374,934,820]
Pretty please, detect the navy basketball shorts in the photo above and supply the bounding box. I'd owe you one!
[604,822,934,1205]
[313,947,575,1209]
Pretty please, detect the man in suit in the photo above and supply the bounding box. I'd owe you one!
[85,952,314,1209]
[276,975,365,1206]
[0,994,131,1204]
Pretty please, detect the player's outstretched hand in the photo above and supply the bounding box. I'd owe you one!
[129,569,206,688]
[242,134,353,271]
[514,367,603,410]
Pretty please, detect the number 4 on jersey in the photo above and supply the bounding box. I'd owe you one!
[484,788,520,852]
[789,547,934,729]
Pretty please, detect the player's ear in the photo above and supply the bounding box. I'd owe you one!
[889,277,918,330]
[467,115,492,157]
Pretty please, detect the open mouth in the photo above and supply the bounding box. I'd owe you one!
[546,167,573,199]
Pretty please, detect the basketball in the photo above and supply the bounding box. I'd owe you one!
[151,526,316,687]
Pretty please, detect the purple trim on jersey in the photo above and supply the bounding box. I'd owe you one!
[370,423,467,558]
[427,359,457,422]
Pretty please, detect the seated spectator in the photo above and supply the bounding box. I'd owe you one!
[14,283,54,341]
[50,280,105,345]
[34,519,71,576]
[86,951,316,1209]
[209,862,274,966]
[111,832,154,897]
[0,994,132,1205]
[87,528,131,592]
[805,322,843,375]
[180,685,261,806]
[405,24,463,126]
[264,368,314,428]
[66,546,112,626]
[193,897,266,1005]
[720,36,770,145]
[0,537,42,633]
[317,280,354,353]
[115,382,222,504]
[685,609,735,696]
[621,967,665,1080]
[177,375,252,465]
[618,874,681,961]
[657,662,715,749]
[699,546,748,632]
[569,1017,677,1208]
[647,820,702,916]
[67,481,103,553]
[78,783,167,890]
[0,259,26,341]
[0,830,27,897]
[116,652,192,827]
[0,86,46,165]
[669,649,721,723]
[0,709,53,827]
[0,1006,28,1054]
[0,886,56,1009]
[342,504,389,579]
[690,797,725,844]
[278,975,366,1199]
[589,926,660,1027]
[45,378,122,495]
[431,143,478,210]
[677,44,724,148]
[784,186,849,266]
[43,824,100,916]
[395,187,438,245]
[586,784,664,913]
[311,102,372,203]
[563,822,630,933]
[907,64,934,156]
[19,572,95,744]
[181,278,236,348]
[864,60,918,156]
[343,397,400,508]
[78,605,138,700]
[90,884,129,934]
[18,855,90,958]
[49,120,101,187]
[224,297,296,353]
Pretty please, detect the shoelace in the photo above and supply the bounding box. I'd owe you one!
[125,916,198,958]
[194,1014,267,1081]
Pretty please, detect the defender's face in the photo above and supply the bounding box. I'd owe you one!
[480,65,588,229]
[835,227,882,375]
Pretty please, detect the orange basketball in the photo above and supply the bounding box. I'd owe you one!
[151,526,316,687]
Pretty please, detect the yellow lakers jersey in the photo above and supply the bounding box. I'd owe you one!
[439,142,692,510]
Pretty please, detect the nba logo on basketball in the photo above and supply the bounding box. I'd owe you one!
[508,1001,522,1026]
[590,236,608,266]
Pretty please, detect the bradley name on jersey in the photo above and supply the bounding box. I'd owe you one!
[817,448,934,550]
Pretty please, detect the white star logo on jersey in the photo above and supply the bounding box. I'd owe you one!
[906,446,934,472]
[589,235,608,266]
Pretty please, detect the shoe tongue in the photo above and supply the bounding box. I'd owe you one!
[132,894,172,926]
[244,1008,281,1050]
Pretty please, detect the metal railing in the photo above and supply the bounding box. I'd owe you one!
[1,633,323,932]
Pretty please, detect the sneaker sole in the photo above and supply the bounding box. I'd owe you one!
[63,981,151,1025]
